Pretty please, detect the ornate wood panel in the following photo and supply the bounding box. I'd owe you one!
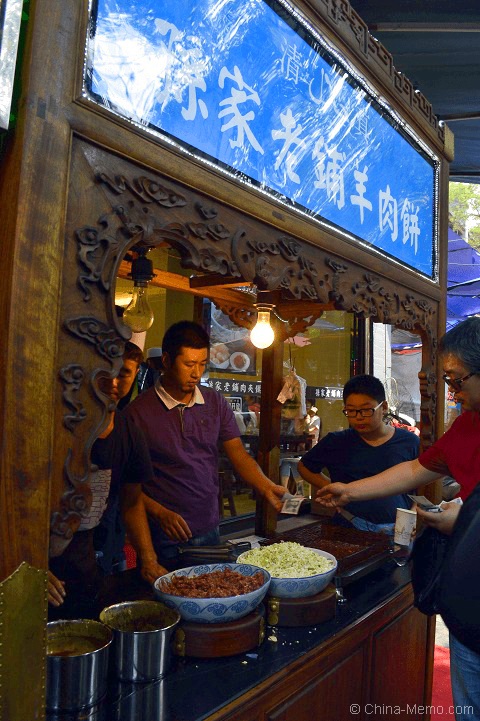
[49,136,440,552]
[0,1,447,717]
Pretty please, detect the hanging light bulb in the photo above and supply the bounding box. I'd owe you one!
[123,285,154,332]
[250,304,275,349]
[123,248,155,333]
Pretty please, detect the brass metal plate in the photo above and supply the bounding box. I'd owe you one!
[0,562,47,721]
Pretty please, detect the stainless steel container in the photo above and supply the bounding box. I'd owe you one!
[99,600,180,682]
[46,619,113,710]
[112,679,168,721]
[46,701,107,721]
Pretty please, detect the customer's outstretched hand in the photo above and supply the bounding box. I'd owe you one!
[315,483,350,508]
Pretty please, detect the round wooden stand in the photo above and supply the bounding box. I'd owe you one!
[266,585,336,627]
[173,607,265,658]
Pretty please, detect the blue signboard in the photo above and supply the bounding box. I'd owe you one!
[85,0,439,279]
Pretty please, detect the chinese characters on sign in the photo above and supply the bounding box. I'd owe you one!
[226,397,243,413]
[86,0,438,278]
[206,380,263,396]
[204,378,342,400]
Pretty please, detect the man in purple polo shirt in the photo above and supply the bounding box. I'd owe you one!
[125,320,285,569]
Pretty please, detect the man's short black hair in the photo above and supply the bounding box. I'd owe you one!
[439,316,480,373]
[123,341,144,366]
[162,321,210,361]
[343,374,386,404]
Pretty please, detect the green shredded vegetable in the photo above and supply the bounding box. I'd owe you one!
[239,542,334,578]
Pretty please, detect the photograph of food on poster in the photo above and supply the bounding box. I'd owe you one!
[209,308,256,375]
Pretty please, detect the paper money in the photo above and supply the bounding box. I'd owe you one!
[281,494,305,515]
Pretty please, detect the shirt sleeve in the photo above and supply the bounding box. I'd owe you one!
[418,438,450,476]
[217,393,241,442]
[121,415,155,485]
[299,434,333,473]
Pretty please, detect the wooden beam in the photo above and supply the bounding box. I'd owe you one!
[438,112,480,123]
[117,260,255,308]
[256,313,285,537]
[276,299,335,319]
[368,22,480,32]
[189,273,252,289]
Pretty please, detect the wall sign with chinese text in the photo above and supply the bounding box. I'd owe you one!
[85,0,439,279]
[204,378,341,402]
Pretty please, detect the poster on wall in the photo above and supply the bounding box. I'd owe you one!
[208,307,256,376]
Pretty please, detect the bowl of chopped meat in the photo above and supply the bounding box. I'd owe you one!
[153,563,271,624]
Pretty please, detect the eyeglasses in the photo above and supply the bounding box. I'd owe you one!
[442,372,478,391]
[342,401,383,418]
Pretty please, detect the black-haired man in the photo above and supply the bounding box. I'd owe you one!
[299,374,419,534]
[316,318,480,720]
[48,343,166,617]
[125,321,285,570]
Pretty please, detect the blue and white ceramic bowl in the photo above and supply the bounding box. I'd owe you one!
[153,563,271,624]
[237,547,337,599]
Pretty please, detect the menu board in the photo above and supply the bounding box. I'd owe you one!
[209,308,256,376]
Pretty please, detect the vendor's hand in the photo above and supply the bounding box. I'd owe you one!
[315,482,350,508]
[47,571,66,607]
[263,483,287,513]
[416,502,461,536]
[154,507,192,542]
[139,558,169,585]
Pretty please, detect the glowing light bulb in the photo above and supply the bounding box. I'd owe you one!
[123,283,154,333]
[250,309,275,349]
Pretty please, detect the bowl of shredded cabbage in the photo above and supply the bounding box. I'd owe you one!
[237,542,337,598]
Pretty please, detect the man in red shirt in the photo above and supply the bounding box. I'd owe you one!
[316,316,480,721]
[316,318,480,529]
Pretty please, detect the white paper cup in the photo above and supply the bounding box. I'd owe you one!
[394,508,417,546]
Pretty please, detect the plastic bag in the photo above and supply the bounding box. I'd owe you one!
[277,369,302,419]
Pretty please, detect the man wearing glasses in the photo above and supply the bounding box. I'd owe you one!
[316,318,480,521]
[299,374,419,535]
[316,317,480,721]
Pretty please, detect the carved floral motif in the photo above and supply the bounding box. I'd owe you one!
[96,172,187,208]
[54,149,440,548]
[75,224,119,301]
[64,317,125,360]
[59,365,87,431]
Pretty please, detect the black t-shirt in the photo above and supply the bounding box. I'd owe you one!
[91,412,154,490]
[438,484,480,653]
[301,427,419,523]
[49,413,153,619]
[92,412,154,572]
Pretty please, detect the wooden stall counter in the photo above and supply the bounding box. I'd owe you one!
[47,561,434,721]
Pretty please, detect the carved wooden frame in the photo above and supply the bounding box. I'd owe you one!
[49,136,439,553]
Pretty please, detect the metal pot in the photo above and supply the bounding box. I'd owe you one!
[111,679,168,721]
[99,600,180,682]
[46,619,113,711]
